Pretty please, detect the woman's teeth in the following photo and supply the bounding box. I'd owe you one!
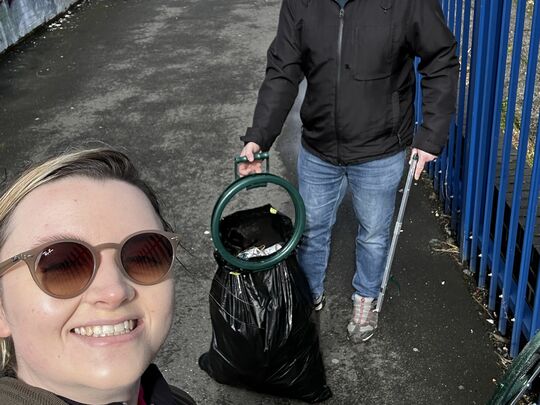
[72,320,136,337]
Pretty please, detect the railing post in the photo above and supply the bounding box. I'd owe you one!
[452,0,471,234]
[469,1,503,280]
[460,0,487,267]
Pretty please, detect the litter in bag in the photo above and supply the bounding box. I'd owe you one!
[199,204,332,403]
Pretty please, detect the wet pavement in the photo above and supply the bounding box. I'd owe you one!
[0,0,503,403]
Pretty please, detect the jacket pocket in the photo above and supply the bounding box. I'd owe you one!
[351,24,393,81]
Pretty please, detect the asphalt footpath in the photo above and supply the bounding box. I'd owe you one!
[0,0,503,403]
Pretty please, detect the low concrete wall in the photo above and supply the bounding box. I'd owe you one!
[0,0,77,52]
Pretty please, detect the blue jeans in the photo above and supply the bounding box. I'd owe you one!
[296,146,405,299]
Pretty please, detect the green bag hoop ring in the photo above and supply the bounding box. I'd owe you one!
[211,173,306,272]
[488,330,540,404]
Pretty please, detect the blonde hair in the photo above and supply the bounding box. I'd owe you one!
[0,334,13,376]
[0,148,171,375]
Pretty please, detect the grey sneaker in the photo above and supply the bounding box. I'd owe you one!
[313,293,326,312]
[347,295,378,342]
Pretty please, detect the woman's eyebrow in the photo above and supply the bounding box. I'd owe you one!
[29,233,85,249]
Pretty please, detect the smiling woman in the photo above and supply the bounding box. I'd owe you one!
[0,148,196,405]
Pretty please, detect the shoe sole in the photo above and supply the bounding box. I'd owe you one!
[347,327,376,343]
[361,331,375,342]
[314,296,326,312]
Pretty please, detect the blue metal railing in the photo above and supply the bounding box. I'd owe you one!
[430,0,540,357]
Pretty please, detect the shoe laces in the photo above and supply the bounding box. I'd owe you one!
[352,296,374,325]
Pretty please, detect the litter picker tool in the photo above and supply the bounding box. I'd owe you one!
[375,153,418,313]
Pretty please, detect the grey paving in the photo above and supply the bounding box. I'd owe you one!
[0,0,503,403]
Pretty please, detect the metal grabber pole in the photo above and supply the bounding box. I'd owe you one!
[375,153,419,313]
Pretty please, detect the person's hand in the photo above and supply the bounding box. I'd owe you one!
[238,142,263,177]
[411,148,437,180]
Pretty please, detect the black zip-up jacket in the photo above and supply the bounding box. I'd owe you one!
[241,0,459,165]
[0,364,196,405]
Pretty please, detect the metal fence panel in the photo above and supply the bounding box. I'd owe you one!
[429,0,540,357]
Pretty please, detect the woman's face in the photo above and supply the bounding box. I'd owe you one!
[0,177,175,403]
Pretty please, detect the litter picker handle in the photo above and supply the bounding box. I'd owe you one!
[375,153,418,313]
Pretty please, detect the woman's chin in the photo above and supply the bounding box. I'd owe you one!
[83,362,146,390]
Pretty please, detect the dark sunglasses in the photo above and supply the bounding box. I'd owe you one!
[0,230,180,299]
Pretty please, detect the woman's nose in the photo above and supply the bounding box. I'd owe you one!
[83,251,135,307]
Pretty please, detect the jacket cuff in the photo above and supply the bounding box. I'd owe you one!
[412,127,447,156]
[240,127,273,151]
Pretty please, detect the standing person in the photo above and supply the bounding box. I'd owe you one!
[238,0,459,343]
[0,148,196,404]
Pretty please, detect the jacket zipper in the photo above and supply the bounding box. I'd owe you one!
[335,7,344,164]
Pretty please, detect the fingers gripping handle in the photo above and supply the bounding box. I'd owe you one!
[234,152,270,179]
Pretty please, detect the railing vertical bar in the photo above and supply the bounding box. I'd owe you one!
[448,0,456,34]
[442,0,458,217]
[436,0,449,202]
[509,0,540,357]
[438,146,447,202]
[445,123,455,214]
[452,0,469,233]
[414,58,422,129]
[489,0,528,313]
[442,0,449,17]
[471,1,501,281]
[461,0,488,270]
[477,1,508,288]
[479,0,512,291]
[532,261,540,334]
[499,0,536,336]
[414,58,430,181]
[414,56,424,178]
[460,0,484,263]
[434,0,451,205]
[460,0,483,261]
[454,0,463,55]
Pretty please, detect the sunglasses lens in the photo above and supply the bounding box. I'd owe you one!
[35,242,94,298]
[121,233,174,284]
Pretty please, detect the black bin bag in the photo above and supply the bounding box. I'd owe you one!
[199,204,332,403]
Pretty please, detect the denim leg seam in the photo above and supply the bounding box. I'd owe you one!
[347,151,406,298]
[297,145,348,298]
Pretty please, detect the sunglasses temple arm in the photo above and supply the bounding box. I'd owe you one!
[0,256,22,277]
